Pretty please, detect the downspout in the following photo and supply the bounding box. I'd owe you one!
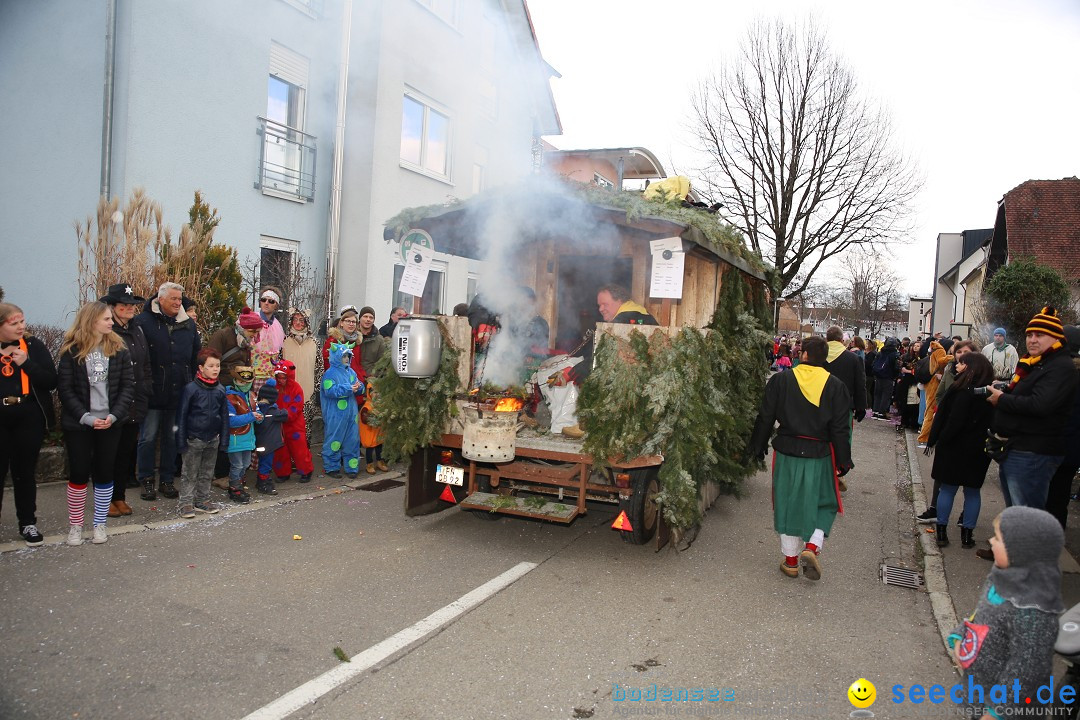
[99,0,117,198]
[325,0,353,323]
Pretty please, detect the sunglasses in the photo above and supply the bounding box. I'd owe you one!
[260,298,278,305]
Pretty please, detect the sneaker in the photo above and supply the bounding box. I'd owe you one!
[194,502,220,514]
[916,507,937,524]
[20,524,44,547]
[140,481,157,502]
[800,549,822,581]
[228,488,251,504]
[159,483,179,499]
[256,481,278,496]
[66,525,84,546]
[180,505,196,519]
[91,524,108,544]
[298,473,312,483]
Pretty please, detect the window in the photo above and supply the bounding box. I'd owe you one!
[415,0,459,26]
[472,146,487,194]
[258,43,316,201]
[593,173,614,190]
[466,274,478,303]
[401,92,451,180]
[393,264,445,315]
[258,236,299,307]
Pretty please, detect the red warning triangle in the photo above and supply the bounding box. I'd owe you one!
[439,484,457,504]
[611,510,633,532]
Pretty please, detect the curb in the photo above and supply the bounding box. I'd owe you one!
[904,431,959,650]
[0,471,405,555]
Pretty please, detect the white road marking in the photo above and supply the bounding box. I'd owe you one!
[242,561,539,720]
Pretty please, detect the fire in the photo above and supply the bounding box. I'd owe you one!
[493,397,524,412]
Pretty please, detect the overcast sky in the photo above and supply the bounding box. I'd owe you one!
[528,0,1080,297]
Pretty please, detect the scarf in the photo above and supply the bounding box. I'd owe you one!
[1008,340,1064,390]
[792,364,829,407]
[987,506,1065,613]
[195,371,218,387]
[826,340,845,363]
[337,328,359,344]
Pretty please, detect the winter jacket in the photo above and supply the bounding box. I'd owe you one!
[0,335,58,428]
[824,346,866,412]
[225,385,259,453]
[928,386,993,488]
[113,319,151,423]
[871,347,901,379]
[1062,358,1080,470]
[133,298,200,408]
[992,347,1079,455]
[207,326,252,385]
[56,347,135,431]
[175,378,229,452]
[357,328,384,376]
[253,401,288,455]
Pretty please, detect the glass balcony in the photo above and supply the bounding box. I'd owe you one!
[256,116,316,202]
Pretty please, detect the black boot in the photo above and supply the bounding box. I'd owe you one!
[140,479,157,501]
[936,524,949,547]
[960,528,975,549]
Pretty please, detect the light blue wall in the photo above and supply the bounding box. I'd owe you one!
[1,0,341,327]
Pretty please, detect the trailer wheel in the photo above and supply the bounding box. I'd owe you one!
[619,467,660,545]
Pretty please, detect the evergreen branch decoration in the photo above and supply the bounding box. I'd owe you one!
[370,325,461,463]
[577,275,769,531]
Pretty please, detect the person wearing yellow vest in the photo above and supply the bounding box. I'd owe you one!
[748,336,853,580]
[0,302,58,547]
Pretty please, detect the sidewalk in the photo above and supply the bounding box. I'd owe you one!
[905,422,1080,640]
[0,462,406,552]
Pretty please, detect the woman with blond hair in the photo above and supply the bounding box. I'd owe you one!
[0,302,57,547]
[57,301,134,546]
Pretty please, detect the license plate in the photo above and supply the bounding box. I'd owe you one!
[436,464,464,486]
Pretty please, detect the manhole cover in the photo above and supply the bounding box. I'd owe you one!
[880,563,924,589]
[358,479,405,493]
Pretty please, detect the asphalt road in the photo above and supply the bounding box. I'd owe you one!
[1,419,958,720]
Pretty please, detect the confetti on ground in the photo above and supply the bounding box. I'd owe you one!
[187,565,196,568]
[293,535,302,540]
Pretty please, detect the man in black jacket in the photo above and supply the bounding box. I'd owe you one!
[823,327,866,491]
[132,282,200,501]
[748,337,853,581]
[985,307,1078,510]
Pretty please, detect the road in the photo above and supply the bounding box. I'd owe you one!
[1,419,958,719]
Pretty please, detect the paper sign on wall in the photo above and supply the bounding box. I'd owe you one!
[398,244,435,297]
[650,237,685,299]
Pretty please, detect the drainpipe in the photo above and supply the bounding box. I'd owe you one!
[99,0,117,198]
[325,0,353,323]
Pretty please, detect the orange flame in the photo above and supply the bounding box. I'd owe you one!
[493,397,524,412]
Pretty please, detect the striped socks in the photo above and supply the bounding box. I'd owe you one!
[67,484,87,526]
[93,484,113,526]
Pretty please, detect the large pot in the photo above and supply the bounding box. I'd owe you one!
[392,317,442,378]
[461,405,519,462]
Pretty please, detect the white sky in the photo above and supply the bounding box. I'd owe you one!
[528,0,1080,297]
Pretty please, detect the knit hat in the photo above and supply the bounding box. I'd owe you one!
[359,306,376,319]
[1026,306,1065,339]
[989,506,1065,613]
[238,307,264,330]
[258,378,278,404]
[993,327,1006,338]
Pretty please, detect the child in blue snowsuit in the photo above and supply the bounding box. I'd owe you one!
[253,378,289,495]
[320,342,362,478]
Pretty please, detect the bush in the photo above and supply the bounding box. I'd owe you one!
[984,258,1074,340]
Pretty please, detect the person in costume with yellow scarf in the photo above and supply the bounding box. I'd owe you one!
[748,336,853,580]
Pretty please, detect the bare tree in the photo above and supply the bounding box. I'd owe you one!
[690,17,921,322]
[240,252,326,326]
[833,249,904,339]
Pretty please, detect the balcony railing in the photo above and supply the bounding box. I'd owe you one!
[255,116,316,202]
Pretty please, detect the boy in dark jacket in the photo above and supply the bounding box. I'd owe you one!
[253,379,288,495]
[175,348,229,518]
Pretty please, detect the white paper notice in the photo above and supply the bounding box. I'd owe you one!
[398,244,435,297]
[650,250,685,299]
[649,236,684,255]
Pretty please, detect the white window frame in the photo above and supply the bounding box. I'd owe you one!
[263,43,311,202]
[400,88,453,183]
[593,173,614,190]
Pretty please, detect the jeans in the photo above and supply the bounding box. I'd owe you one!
[178,437,219,507]
[137,406,178,486]
[228,450,252,490]
[936,484,981,529]
[998,450,1063,509]
[872,378,895,414]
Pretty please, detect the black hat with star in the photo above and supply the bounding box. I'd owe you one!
[99,283,145,305]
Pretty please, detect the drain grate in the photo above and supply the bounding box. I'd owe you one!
[358,479,405,492]
[880,563,924,589]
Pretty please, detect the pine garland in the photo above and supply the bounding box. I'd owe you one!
[369,325,461,462]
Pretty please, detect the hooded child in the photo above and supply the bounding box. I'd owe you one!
[949,506,1064,715]
[271,360,314,483]
[320,342,362,478]
[359,387,386,474]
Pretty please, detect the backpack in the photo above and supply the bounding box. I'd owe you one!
[872,351,891,378]
[913,356,933,384]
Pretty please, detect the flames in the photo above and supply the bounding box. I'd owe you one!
[493,397,524,412]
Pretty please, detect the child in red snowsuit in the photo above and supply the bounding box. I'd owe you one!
[271,360,314,482]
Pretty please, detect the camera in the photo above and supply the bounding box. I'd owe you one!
[973,381,1009,397]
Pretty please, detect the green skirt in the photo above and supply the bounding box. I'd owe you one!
[772,452,839,541]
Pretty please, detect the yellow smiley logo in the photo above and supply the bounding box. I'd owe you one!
[847,678,876,709]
